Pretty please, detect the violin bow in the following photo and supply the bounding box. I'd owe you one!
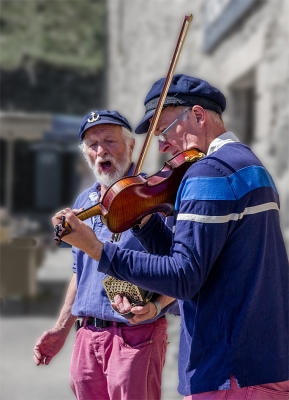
[53,14,193,246]
[133,14,193,175]
[109,14,193,243]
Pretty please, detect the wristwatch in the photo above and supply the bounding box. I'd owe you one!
[152,300,162,316]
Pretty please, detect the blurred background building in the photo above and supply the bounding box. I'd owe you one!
[0,1,288,399]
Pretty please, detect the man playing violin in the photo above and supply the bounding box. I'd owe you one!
[33,109,177,400]
[51,75,289,400]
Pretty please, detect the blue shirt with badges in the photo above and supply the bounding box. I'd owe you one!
[98,133,289,393]
[71,164,178,323]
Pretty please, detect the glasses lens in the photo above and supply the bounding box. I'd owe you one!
[158,108,190,142]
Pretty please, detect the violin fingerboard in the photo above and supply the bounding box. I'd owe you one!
[77,203,103,221]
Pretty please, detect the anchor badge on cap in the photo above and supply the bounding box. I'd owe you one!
[87,111,100,123]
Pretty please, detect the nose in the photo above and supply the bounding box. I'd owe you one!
[96,144,107,157]
[158,140,170,153]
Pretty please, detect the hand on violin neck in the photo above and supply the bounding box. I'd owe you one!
[52,210,104,260]
[52,207,84,223]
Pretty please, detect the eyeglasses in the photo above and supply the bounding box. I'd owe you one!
[157,108,191,142]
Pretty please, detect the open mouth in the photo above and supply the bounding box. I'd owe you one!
[99,160,112,172]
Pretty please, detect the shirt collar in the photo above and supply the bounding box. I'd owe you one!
[207,132,240,155]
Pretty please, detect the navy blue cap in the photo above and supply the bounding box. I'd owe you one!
[78,109,132,140]
[135,74,226,134]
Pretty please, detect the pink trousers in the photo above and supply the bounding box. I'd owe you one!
[184,376,289,400]
[70,317,168,400]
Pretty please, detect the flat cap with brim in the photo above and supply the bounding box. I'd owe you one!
[78,109,132,141]
[135,74,226,134]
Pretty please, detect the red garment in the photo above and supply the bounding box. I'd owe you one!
[70,317,168,400]
[184,376,289,400]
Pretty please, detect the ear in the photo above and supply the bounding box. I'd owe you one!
[192,106,205,125]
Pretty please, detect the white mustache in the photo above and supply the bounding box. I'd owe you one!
[95,156,115,169]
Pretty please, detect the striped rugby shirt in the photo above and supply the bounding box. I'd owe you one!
[99,132,289,395]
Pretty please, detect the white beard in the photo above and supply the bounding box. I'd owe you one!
[84,148,131,189]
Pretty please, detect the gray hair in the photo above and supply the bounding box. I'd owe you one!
[206,109,224,124]
[177,105,224,125]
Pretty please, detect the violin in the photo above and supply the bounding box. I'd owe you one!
[53,15,204,245]
[54,148,204,243]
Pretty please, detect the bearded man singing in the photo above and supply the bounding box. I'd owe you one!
[33,110,177,400]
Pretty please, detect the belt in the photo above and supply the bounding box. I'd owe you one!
[75,317,127,331]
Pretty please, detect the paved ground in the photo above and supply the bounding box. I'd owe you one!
[0,248,182,400]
